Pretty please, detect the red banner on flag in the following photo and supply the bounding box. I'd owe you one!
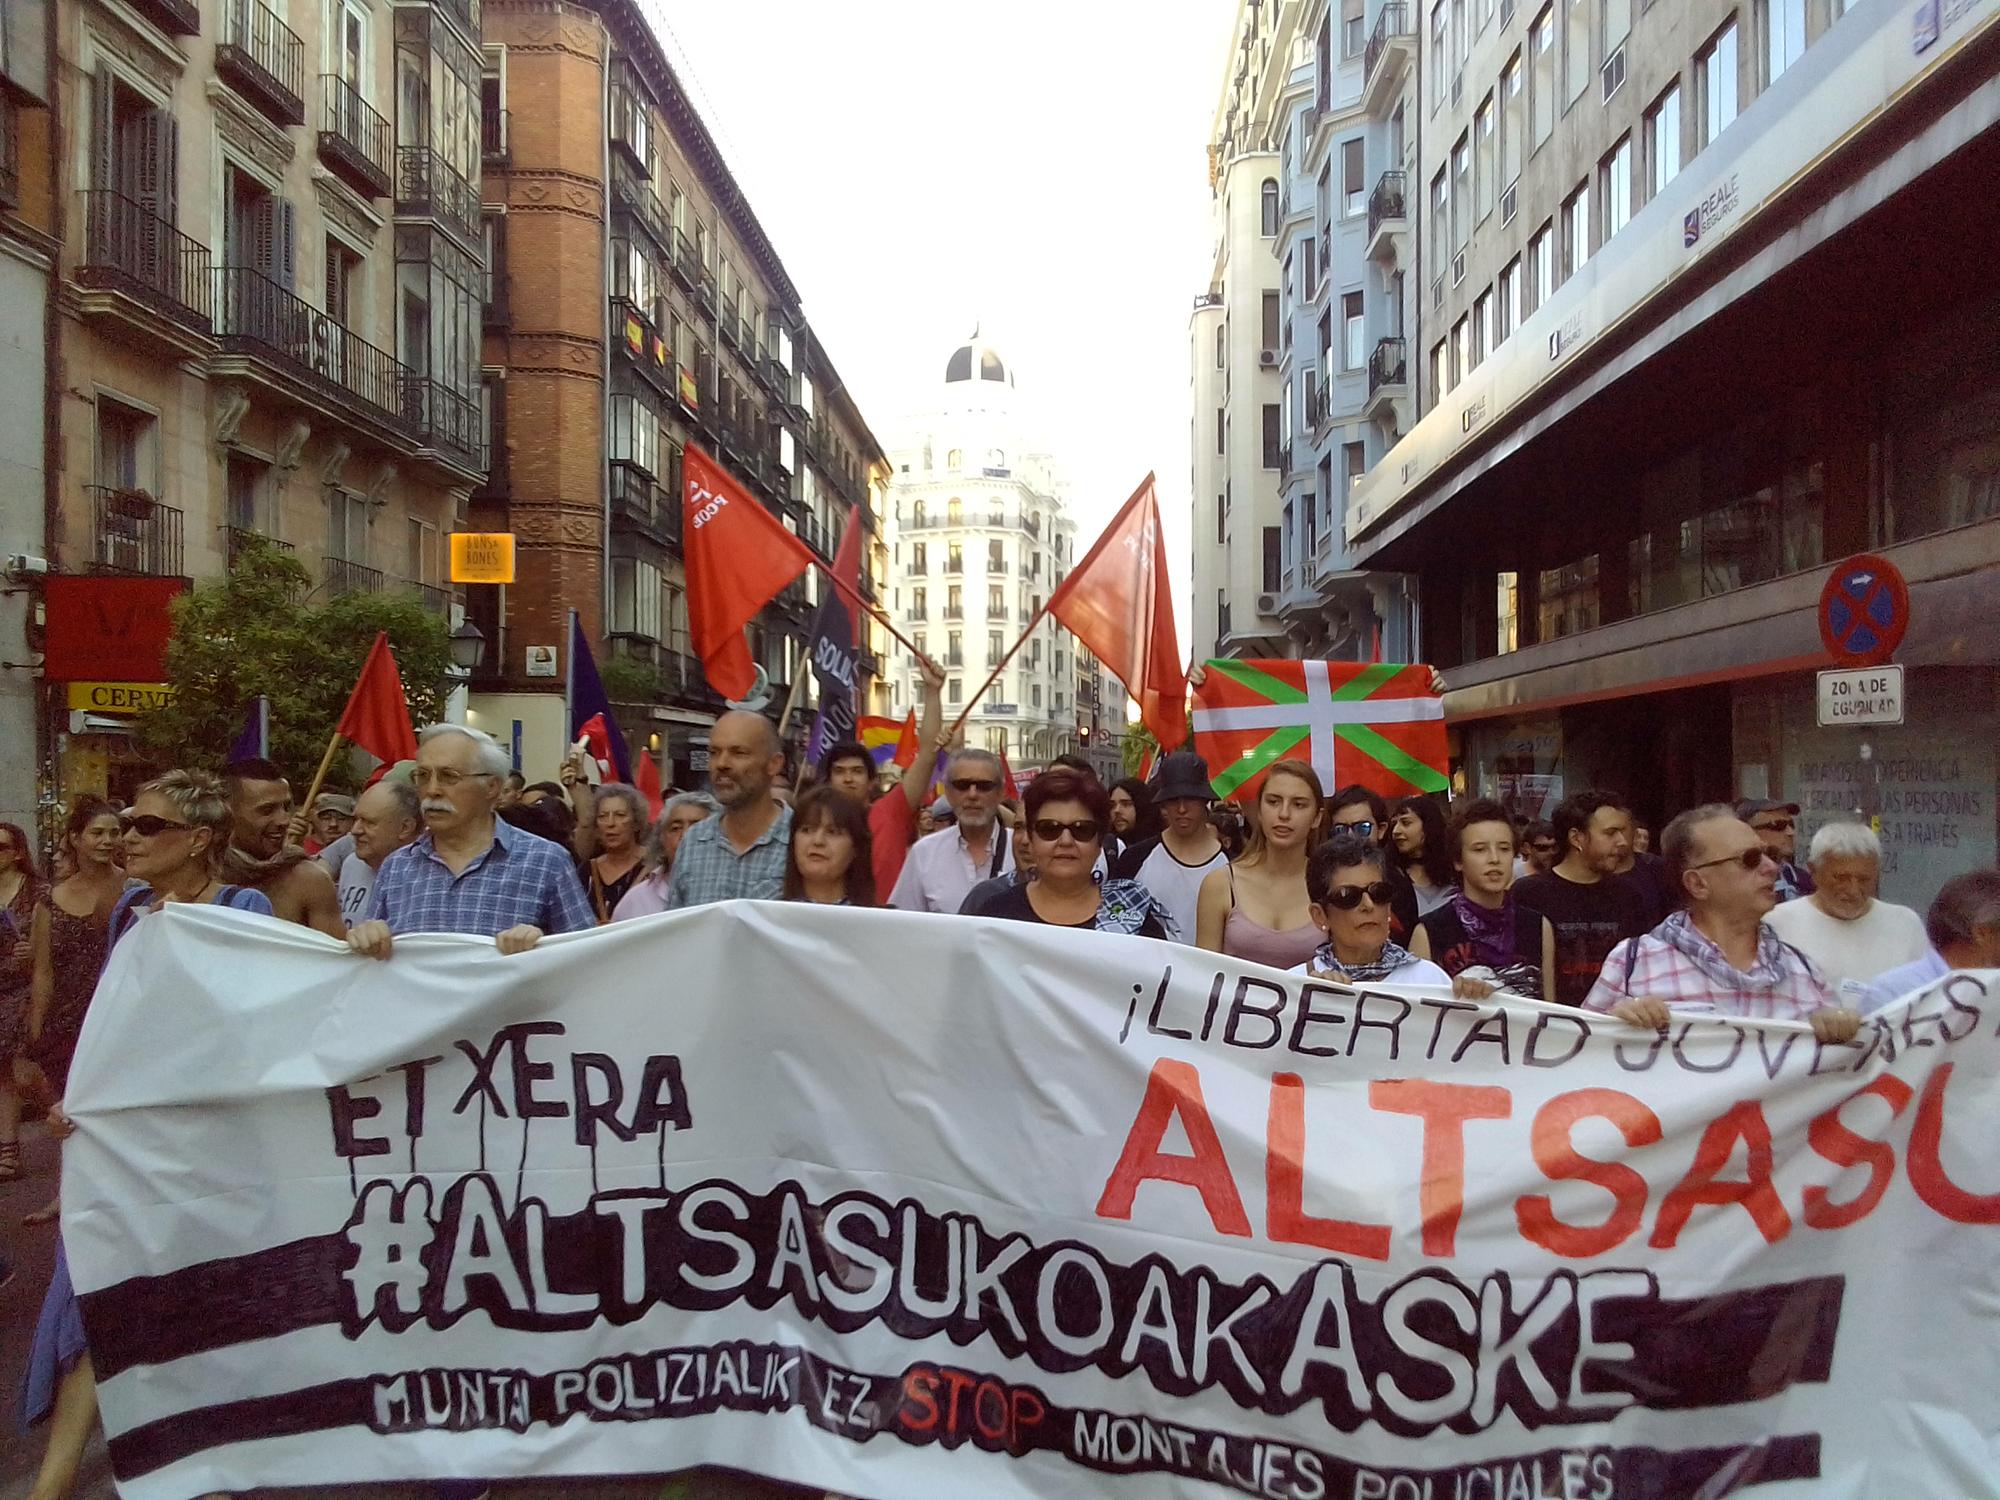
[334,632,418,767]
[1191,659,1447,807]
[682,446,814,701]
[1046,474,1185,752]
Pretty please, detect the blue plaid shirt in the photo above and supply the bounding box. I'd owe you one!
[366,816,595,936]
[664,803,792,909]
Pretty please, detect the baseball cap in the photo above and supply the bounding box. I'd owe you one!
[1734,798,1800,821]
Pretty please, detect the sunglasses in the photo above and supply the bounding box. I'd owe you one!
[950,778,1000,794]
[1323,881,1396,910]
[1334,820,1375,837]
[1693,847,1773,873]
[1032,818,1100,843]
[120,814,189,837]
[1752,818,1796,833]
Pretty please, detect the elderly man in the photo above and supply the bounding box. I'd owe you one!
[1737,798,1813,902]
[348,723,594,958]
[335,778,423,928]
[889,747,1014,912]
[1863,869,2000,1012]
[222,757,347,937]
[665,710,792,908]
[1764,822,1929,1005]
[1586,804,1860,1043]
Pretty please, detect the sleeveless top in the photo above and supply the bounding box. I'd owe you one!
[1221,865,1322,970]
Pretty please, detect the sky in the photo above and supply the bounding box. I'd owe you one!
[639,0,1236,647]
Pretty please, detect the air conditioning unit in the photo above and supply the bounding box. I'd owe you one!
[1258,350,1278,368]
[1500,184,1518,225]
[1256,592,1281,615]
[1601,45,1627,101]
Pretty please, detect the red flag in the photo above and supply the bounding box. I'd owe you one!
[634,746,665,819]
[683,445,814,700]
[828,504,865,650]
[892,711,919,770]
[1135,745,1157,782]
[999,749,1020,801]
[334,632,418,766]
[576,713,616,778]
[1046,474,1185,752]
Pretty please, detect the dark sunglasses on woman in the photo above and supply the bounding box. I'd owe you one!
[119,814,189,837]
[1323,881,1395,910]
[1031,818,1100,843]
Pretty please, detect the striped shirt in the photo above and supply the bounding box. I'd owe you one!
[366,817,594,937]
[664,803,792,909]
[1584,914,1833,1023]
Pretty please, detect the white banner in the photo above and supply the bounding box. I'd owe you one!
[62,904,2000,1498]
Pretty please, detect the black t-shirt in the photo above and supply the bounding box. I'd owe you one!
[1514,871,1650,1008]
[1614,851,1677,930]
[970,879,1169,938]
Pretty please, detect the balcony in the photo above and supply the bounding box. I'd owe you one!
[73,191,215,358]
[609,461,682,548]
[474,384,507,503]
[404,378,484,475]
[224,527,294,568]
[396,147,480,249]
[216,0,306,128]
[430,0,480,42]
[317,77,392,199]
[324,557,385,596]
[482,108,510,164]
[90,488,184,577]
[672,231,697,289]
[1366,170,1407,264]
[213,264,419,446]
[129,0,200,35]
[1192,291,1223,311]
[1363,2,1415,116]
[407,582,451,615]
[1365,336,1410,426]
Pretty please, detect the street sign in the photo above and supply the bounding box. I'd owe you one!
[450,532,516,584]
[1817,664,1905,727]
[1817,553,1908,665]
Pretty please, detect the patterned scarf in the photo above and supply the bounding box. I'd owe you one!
[1096,878,1178,939]
[1654,909,1797,992]
[1310,938,1417,983]
[1450,889,1519,968]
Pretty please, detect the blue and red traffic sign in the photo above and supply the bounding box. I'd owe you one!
[1818,553,1908,666]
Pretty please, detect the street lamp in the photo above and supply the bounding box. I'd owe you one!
[448,620,486,672]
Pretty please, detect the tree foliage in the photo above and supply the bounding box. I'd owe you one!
[136,537,453,791]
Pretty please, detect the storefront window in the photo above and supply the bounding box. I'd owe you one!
[1537,554,1599,640]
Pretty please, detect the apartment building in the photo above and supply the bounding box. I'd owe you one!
[1349,0,2000,903]
[468,0,888,785]
[37,0,486,815]
[883,335,1086,767]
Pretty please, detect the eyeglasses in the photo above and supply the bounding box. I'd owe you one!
[949,778,1000,794]
[120,814,189,837]
[412,767,497,790]
[1031,818,1101,843]
[1323,881,1395,910]
[1692,847,1773,873]
[1752,818,1796,833]
[1333,820,1375,838]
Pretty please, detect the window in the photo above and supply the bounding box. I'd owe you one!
[912,585,926,616]
[226,450,270,533]
[988,630,1003,659]
[947,496,962,524]
[1449,317,1468,389]
[912,541,927,572]
[1645,82,1682,198]
[1262,404,1282,469]
[946,541,962,573]
[1528,221,1554,307]
[1761,0,1804,85]
[1262,527,1282,593]
[946,448,962,471]
[1429,340,1445,397]
[1214,322,1226,369]
[1260,178,1279,236]
[1530,8,1555,148]
[1302,237,1319,294]
[1343,442,1366,503]
[1343,0,1365,55]
[1342,139,1365,216]
[947,630,962,667]
[1497,257,1520,340]
[1500,52,1524,185]
[91,69,178,239]
[987,583,1004,615]
[1262,290,1280,353]
[407,516,439,587]
[1562,181,1590,276]
[948,678,962,705]
[1450,133,1471,255]
[223,165,294,287]
[1698,20,1739,148]
[327,487,370,565]
[1430,3,1448,109]
[988,538,1004,571]
[1216,407,1226,455]
[608,394,659,475]
[1604,0,1632,53]
[1029,684,1041,709]
[324,236,361,327]
[1471,289,1492,366]
[1564,0,1591,103]
[1343,291,1365,368]
[1429,167,1449,290]
[946,584,961,619]
[1473,94,1495,220]
[1602,136,1631,240]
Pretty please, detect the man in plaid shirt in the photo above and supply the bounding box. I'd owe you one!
[1585,803,1862,1045]
[349,723,594,958]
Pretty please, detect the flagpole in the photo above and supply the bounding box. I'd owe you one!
[807,557,929,661]
[296,731,346,826]
[943,597,1054,742]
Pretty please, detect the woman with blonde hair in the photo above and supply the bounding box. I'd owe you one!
[1195,759,1325,969]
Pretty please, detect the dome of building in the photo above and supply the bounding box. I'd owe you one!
[944,329,1014,387]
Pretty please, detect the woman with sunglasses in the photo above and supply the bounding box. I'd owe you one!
[964,769,1172,937]
[1196,759,1325,968]
[1327,784,1421,940]
[783,786,877,906]
[22,770,274,1500]
[1409,798,1557,1002]
[1295,831,1452,987]
[0,819,44,1185]
[16,799,124,1226]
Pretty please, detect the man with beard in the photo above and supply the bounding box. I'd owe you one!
[664,710,793,908]
[888,747,1012,913]
[222,757,347,937]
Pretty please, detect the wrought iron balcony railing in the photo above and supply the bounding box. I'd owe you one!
[217,0,306,126]
[76,190,213,332]
[395,147,481,247]
[317,76,392,198]
[91,487,185,576]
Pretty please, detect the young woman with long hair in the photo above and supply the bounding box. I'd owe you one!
[1389,794,1455,916]
[1195,759,1325,969]
[783,786,877,906]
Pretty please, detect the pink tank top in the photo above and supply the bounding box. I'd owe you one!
[1221,866,1322,969]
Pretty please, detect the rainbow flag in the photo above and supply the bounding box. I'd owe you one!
[857,713,918,770]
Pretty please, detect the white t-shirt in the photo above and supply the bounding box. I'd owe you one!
[1131,839,1229,946]
[1764,896,1931,1005]
[337,853,377,930]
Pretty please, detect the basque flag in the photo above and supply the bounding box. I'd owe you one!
[567,611,632,784]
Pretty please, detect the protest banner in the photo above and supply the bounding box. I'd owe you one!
[60,904,2000,1498]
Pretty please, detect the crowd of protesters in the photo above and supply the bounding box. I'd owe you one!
[6,654,2000,1500]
